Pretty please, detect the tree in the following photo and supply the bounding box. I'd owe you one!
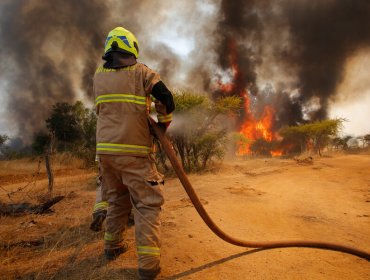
[0,134,10,159]
[308,119,343,155]
[280,119,344,156]
[46,101,85,147]
[31,132,51,155]
[356,136,365,148]
[363,134,370,147]
[32,101,97,166]
[162,90,241,172]
[250,138,280,156]
[332,135,352,150]
[0,134,9,146]
[196,131,227,170]
[233,133,251,155]
[279,124,310,154]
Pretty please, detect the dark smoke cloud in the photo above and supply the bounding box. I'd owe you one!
[113,0,184,87]
[1,0,370,143]
[214,0,263,97]
[283,0,370,120]
[0,0,115,142]
[0,0,188,143]
[145,43,181,84]
[212,0,370,128]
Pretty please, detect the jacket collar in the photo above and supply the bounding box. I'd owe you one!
[102,51,137,69]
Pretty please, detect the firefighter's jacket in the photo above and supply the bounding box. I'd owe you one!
[94,62,172,157]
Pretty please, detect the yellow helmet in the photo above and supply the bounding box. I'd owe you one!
[104,27,139,58]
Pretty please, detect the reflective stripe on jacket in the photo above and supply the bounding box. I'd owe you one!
[94,63,161,156]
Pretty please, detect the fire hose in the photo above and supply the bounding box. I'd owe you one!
[149,117,370,261]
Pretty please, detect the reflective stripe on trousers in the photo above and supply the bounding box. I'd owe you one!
[93,201,108,212]
[94,172,108,212]
[137,246,160,256]
[104,231,124,245]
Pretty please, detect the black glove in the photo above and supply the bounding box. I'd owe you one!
[157,122,168,133]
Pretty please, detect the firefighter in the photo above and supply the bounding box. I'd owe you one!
[94,27,174,280]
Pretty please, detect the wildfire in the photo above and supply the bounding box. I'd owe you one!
[238,105,280,156]
[270,150,283,157]
[216,39,282,157]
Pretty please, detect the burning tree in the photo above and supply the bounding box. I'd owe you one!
[249,138,281,157]
[214,39,283,157]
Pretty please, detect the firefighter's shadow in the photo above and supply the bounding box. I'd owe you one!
[164,248,267,280]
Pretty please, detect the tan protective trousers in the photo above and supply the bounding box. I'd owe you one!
[99,154,164,271]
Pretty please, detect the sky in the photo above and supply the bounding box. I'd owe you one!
[0,0,369,144]
[328,49,370,136]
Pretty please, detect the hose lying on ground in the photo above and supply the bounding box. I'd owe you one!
[149,118,370,261]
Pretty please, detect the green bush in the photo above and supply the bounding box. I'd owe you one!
[158,90,241,172]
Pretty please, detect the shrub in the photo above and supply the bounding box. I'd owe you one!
[158,90,241,172]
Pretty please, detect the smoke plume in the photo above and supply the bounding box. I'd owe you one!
[283,0,370,120]
[0,0,190,142]
[0,0,116,142]
[0,0,369,143]
[212,0,370,128]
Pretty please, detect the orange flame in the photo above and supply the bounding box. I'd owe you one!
[216,39,282,156]
[270,150,283,157]
[238,105,281,155]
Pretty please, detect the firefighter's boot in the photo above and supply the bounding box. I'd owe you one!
[90,209,107,232]
[104,242,129,260]
[138,268,161,280]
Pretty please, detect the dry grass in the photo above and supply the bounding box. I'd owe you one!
[0,153,89,198]
[0,156,141,280]
[0,153,85,176]
[0,157,43,176]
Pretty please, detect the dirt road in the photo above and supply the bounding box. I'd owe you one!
[0,154,369,279]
